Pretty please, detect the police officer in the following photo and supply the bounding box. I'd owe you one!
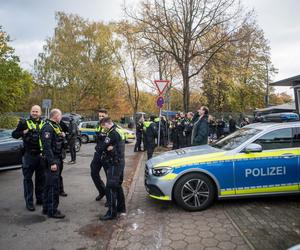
[59,119,69,197]
[184,112,194,147]
[12,105,45,211]
[144,116,158,159]
[100,117,126,220]
[134,117,144,152]
[171,113,180,150]
[90,109,109,201]
[41,109,65,218]
[67,117,78,164]
[177,112,186,148]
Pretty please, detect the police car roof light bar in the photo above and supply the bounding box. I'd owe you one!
[261,112,299,123]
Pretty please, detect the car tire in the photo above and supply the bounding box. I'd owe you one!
[81,135,89,144]
[173,173,215,211]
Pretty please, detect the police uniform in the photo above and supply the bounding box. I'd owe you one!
[12,117,45,210]
[183,118,193,147]
[171,117,180,150]
[101,124,126,220]
[41,119,65,218]
[177,117,186,148]
[90,124,108,201]
[144,120,158,159]
[134,121,143,152]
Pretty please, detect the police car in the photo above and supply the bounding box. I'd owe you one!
[79,121,136,143]
[145,113,300,211]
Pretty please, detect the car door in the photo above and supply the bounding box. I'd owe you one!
[0,139,22,167]
[234,128,299,195]
[292,127,300,190]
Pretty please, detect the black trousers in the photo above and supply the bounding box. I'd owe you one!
[43,158,60,216]
[90,152,106,196]
[104,162,125,216]
[134,133,142,151]
[22,152,44,206]
[147,145,155,159]
[69,137,76,161]
[58,158,65,193]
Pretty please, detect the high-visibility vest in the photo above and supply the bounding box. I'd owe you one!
[143,121,152,131]
[26,119,45,151]
[40,121,62,151]
[26,119,45,131]
[115,127,125,141]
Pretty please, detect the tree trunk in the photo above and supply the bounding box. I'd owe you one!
[182,66,190,112]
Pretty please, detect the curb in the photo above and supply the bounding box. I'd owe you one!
[106,152,145,250]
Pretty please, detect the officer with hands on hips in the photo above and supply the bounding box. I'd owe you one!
[40,108,66,219]
[12,105,45,211]
[99,117,126,221]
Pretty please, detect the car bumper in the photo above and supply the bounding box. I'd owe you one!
[144,164,174,201]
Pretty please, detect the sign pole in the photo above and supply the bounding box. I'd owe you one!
[157,108,162,147]
[154,80,170,148]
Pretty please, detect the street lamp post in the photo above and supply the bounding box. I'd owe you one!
[265,63,269,107]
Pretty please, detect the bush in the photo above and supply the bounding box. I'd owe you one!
[0,114,20,129]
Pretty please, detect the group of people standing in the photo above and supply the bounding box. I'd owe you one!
[134,106,252,158]
[13,106,125,221]
[12,106,68,218]
[134,106,210,159]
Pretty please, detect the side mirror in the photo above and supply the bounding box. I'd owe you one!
[244,143,262,153]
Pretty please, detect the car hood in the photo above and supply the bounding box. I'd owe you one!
[147,145,225,168]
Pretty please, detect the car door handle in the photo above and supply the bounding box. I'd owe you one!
[281,153,296,159]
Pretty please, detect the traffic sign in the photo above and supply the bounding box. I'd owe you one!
[154,80,170,95]
[156,96,164,108]
[42,99,52,109]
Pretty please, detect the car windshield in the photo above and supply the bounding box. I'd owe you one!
[0,129,12,139]
[212,128,261,151]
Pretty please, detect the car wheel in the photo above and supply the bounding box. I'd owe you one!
[81,135,89,144]
[75,138,81,152]
[173,173,215,211]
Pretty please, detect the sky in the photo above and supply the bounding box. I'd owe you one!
[1,0,300,95]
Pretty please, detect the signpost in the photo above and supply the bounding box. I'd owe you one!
[42,99,52,119]
[154,80,170,147]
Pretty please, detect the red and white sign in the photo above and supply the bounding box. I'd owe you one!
[154,80,170,95]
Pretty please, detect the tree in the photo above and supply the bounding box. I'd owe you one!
[201,21,274,112]
[269,92,292,105]
[34,12,123,113]
[127,0,250,111]
[0,27,33,113]
[112,21,143,115]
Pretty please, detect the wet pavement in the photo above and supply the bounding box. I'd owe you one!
[0,142,142,250]
[108,155,300,250]
[2,144,300,250]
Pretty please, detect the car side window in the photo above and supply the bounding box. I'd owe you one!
[81,123,87,128]
[86,122,97,129]
[293,128,300,147]
[253,128,293,150]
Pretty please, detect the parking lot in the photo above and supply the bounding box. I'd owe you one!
[1,143,300,250]
[0,142,142,250]
[110,157,300,250]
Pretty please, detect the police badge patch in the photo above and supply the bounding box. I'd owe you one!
[44,132,50,139]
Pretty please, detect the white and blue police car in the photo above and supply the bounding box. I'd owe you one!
[145,113,300,211]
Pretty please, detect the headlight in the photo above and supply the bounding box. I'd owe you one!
[152,167,173,177]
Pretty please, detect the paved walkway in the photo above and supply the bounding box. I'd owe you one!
[108,157,250,250]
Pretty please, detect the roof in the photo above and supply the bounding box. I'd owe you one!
[246,121,300,130]
[270,75,300,87]
[254,102,295,113]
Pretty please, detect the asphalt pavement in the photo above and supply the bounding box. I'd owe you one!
[2,143,300,250]
[0,142,142,250]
